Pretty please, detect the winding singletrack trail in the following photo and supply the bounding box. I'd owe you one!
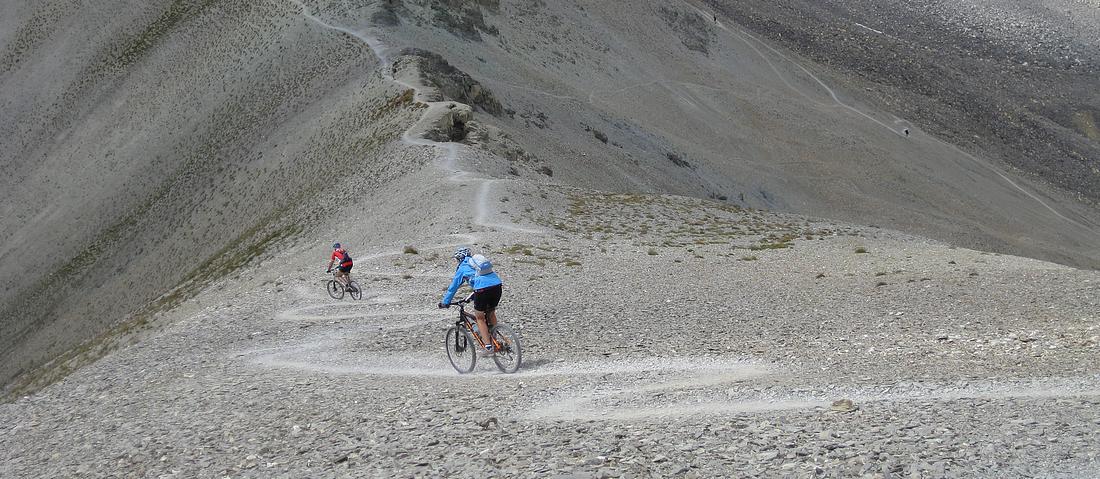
[243,0,546,383]
[286,0,543,239]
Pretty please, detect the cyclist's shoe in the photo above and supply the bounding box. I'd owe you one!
[478,344,496,357]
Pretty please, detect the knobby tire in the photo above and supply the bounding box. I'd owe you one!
[327,280,344,299]
[445,326,477,373]
[490,324,523,373]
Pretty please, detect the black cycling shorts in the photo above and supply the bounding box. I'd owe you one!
[472,284,502,312]
[337,263,352,273]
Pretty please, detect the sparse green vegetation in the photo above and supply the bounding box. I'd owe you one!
[533,190,857,267]
[502,244,535,256]
[855,247,869,254]
[515,258,547,267]
[749,242,790,251]
[403,246,419,254]
[110,0,220,71]
[741,255,758,261]
[647,248,658,255]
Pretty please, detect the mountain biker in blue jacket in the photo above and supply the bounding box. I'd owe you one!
[438,247,503,355]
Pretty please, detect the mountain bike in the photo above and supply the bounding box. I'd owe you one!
[443,295,522,374]
[326,271,362,300]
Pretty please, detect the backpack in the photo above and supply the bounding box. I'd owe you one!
[465,254,493,276]
[340,250,352,264]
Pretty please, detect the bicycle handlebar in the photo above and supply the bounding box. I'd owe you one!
[445,294,476,307]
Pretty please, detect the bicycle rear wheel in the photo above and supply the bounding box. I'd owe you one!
[348,281,362,300]
[327,280,344,299]
[490,324,523,373]
[445,326,477,373]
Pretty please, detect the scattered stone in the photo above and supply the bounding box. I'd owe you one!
[756,451,780,461]
[830,399,858,413]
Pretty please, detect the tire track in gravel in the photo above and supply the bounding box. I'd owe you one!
[242,327,1100,421]
[274,302,417,323]
[525,372,1100,422]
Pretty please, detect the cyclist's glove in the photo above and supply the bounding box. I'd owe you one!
[437,302,449,309]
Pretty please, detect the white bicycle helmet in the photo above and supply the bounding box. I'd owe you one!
[453,247,471,262]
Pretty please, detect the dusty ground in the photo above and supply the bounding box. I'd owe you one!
[4,0,1100,395]
[2,176,1098,478]
[3,1,1100,477]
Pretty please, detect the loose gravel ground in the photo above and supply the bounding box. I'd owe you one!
[2,178,1098,478]
[3,2,1099,476]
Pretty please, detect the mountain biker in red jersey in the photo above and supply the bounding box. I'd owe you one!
[326,242,354,291]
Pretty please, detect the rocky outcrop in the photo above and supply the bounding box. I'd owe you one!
[395,48,503,116]
[421,102,473,142]
[365,0,499,40]
[658,5,714,54]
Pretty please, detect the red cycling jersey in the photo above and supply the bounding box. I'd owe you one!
[331,248,352,266]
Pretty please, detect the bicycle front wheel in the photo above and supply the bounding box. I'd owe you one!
[327,280,344,299]
[490,324,523,373]
[445,326,477,374]
[348,281,362,300]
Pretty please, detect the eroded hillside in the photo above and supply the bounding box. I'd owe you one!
[350,0,1100,269]
[0,0,424,390]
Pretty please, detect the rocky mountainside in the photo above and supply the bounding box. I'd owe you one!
[1,0,1099,476]
[707,0,1100,200]
[0,0,425,389]
[358,0,1100,268]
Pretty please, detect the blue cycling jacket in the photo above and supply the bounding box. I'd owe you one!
[442,260,502,305]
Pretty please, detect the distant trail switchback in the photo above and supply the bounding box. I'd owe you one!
[286,0,543,240]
